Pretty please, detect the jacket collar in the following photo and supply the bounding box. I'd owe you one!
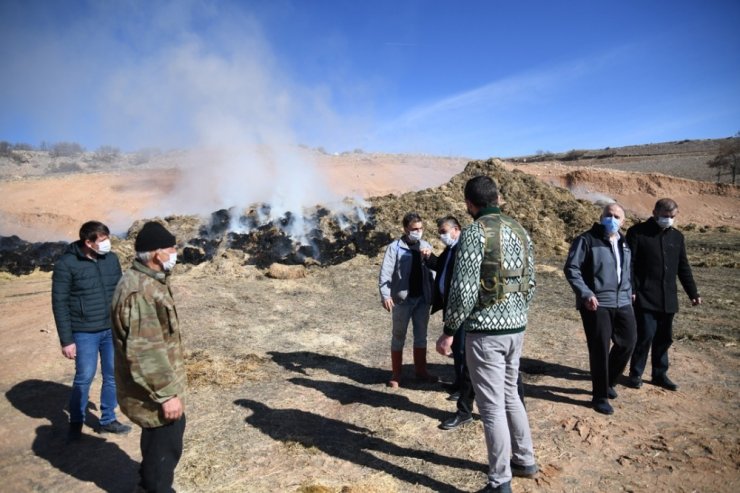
[132,259,168,283]
[68,240,103,261]
[474,206,501,219]
[590,222,622,241]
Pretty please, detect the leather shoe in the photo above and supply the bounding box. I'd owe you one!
[479,481,512,493]
[652,374,678,391]
[592,398,614,415]
[511,461,538,478]
[446,391,460,402]
[625,375,643,389]
[440,412,473,430]
[607,386,618,399]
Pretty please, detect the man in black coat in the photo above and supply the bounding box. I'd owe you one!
[626,198,702,391]
[424,216,476,428]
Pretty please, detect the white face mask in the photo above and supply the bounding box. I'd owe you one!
[439,233,456,247]
[94,239,111,255]
[407,231,423,243]
[656,216,674,229]
[162,252,177,271]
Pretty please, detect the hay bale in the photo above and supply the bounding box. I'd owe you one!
[267,263,307,279]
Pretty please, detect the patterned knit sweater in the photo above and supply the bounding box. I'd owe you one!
[443,207,536,335]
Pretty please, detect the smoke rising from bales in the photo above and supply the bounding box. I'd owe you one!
[2,2,355,236]
[97,6,342,223]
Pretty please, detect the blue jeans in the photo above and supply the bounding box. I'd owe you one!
[69,329,118,426]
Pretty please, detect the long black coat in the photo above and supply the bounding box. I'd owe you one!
[626,218,699,314]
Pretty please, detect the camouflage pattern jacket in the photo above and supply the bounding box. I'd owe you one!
[111,260,186,428]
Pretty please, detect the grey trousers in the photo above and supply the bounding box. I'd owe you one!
[390,296,430,351]
[467,331,535,487]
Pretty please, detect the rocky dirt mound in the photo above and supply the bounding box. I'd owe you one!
[372,158,601,257]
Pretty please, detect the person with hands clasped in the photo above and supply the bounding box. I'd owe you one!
[111,221,186,493]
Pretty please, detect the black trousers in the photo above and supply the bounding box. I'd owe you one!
[580,306,637,400]
[630,307,675,379]
[140,415,186,493]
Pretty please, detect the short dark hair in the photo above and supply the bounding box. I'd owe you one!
[402,212,423,228]
[79,221,110,242]
[464,175,498,208]
[436,215,460,230]
[654,198,678,213]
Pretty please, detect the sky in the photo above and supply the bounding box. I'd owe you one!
[1,0,739,160]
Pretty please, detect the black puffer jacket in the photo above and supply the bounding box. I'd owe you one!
[51,241,122,346]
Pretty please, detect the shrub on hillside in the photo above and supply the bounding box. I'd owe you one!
[562,149,587,161]
[49,141,85,158]
[47,161,83,174]
[94,145,121,162]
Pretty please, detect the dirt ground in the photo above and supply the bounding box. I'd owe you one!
[0,151,739,492]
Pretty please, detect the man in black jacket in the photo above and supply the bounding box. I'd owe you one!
[626,198,701,391]
[52,221,131,441]
[424,216,474,428]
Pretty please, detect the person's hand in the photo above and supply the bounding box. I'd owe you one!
[162,397,184,421]
[584,296,599,311]
[436,334,453,356]
[382,298,394,312]
[631,294,636,303]
[420,248,432,258]
[691,297,702,306]
[61,343,76,359]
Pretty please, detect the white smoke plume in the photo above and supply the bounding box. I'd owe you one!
[567,185,615,205]
[98,9,343,230]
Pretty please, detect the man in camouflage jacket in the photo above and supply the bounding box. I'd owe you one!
[111,221,185,493]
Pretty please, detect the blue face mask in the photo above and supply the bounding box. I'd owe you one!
[600,216,620,234]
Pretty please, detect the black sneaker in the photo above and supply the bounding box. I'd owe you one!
[66,422,83,443]
[99,420,132,435]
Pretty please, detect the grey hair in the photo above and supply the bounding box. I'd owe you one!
[136,251,155,263]
[601,202,625,217]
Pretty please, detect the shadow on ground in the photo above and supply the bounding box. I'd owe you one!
[234,398,484,492]
[5,379,138,493]
[268,350,453,389]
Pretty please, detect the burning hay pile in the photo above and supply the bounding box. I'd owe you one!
[0,158,602,275]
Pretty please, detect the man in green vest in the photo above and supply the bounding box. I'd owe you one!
[437,176,538,493]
